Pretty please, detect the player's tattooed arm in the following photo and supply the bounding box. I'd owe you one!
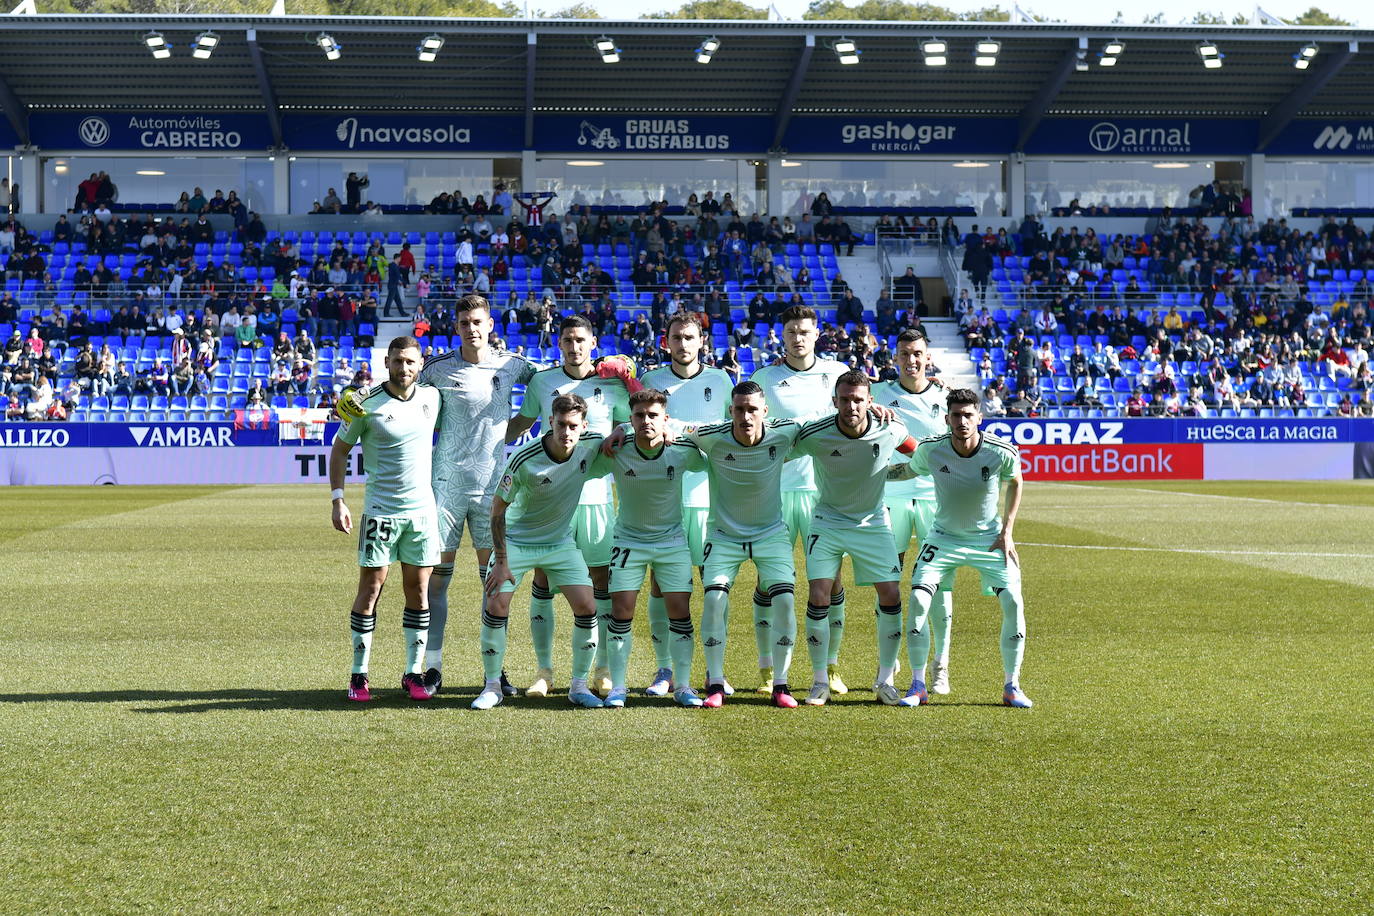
[485,495,516,596]
[885,462,917,481]
[504,414,537,443]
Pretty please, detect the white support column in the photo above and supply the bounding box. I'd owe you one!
[521,148,538,196]
[273,156,290,214]
[766,156,782,218]
[1248,153,1268,220]
[18,152,39,213]
[1008,153,1026,223]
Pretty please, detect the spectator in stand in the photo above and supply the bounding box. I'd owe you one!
[345,172,369,213]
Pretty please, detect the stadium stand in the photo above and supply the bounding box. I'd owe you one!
[0,190,945,423]
[946,213,1374,418]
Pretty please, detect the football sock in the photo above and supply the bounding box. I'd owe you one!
[401,608,429,675]
[997,587,1027,685]
[606,617,633,690]
[752,587,772,668]
[769,584,796,681]
[827,587,847,666]
[349,611,374,675]
[668,617,695,689]
[593,588,612,669]
[479,610,509,682]
[932,587,954,668]
[529,583,555,670]
[906,585,935,682]
[703,585,730,684]
[876,602,903,683]
[423,562,454,671]
[571,614,598,680]
[805,602,830,682]
[646,594,673,668]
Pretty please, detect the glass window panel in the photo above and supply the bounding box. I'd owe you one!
[1023,160,1218,212]
[536,158,756,213]
[1265,161,1374,215]
[777,159,1004,216]
[288,157,497,213]
[42,156,273,214]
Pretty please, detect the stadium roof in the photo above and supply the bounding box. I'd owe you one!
[0,15,1369,151]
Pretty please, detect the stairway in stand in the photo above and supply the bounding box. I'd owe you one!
[921,318,980,391]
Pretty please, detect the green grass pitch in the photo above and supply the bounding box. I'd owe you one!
[2,481,1372,913]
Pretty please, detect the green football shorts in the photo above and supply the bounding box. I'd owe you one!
[357,511,441,568]
[703,528,795,590]
[498,541,592,594]
[609,536,695,594]
[805,525,902,586]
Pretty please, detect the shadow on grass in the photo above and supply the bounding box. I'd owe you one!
[0,689,1014,712]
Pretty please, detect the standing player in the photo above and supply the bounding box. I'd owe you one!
[597,389,705,708]
[478,394,607,710]
[329,336,442,703]
[750,305,850,694]
[517,316,633,697]
[872,328,958,695]
[638,314,733,695]
[901,388,1032,708]
[680,381,803,709]
[416,294,537,695]
[791,370,918,706]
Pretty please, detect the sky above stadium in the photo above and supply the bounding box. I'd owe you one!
[587,0,1367,26]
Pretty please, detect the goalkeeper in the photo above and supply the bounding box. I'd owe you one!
[515,315,636,697]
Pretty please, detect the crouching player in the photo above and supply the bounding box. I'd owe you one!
[477,394,607,710]
[329,335,442,703]
[901,388,1032,708]
[599,389,705,708]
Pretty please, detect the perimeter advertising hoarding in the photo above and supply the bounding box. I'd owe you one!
[29,113,273,151]
[780,117,1017,155]
[1023,118,1258,157]
[534,116,772,155]
[1,420,1371,485]
[281,114,524,153]
[1266,120,1374,157]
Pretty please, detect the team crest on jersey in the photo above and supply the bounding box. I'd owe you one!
[872,443,881,457]
[931,403,941,415]
[422,403,431,417]
[981,466,992,481]
[493,377,502,389]
[579,459,588,472]
[768,446,777,460]
[667,466,675,480]
[592,387,603,399]
[704,387,713,401]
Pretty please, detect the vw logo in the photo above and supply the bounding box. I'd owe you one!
[1088,121,1120,153]
[78,117,111,147]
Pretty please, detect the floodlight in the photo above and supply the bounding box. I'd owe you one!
[143,31,171,60]
[192,31,219,60]
[418,34,443,62]
[316,32,341,61]
[595,35,620,63]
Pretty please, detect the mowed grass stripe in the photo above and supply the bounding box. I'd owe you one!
[0,485,1371,913]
